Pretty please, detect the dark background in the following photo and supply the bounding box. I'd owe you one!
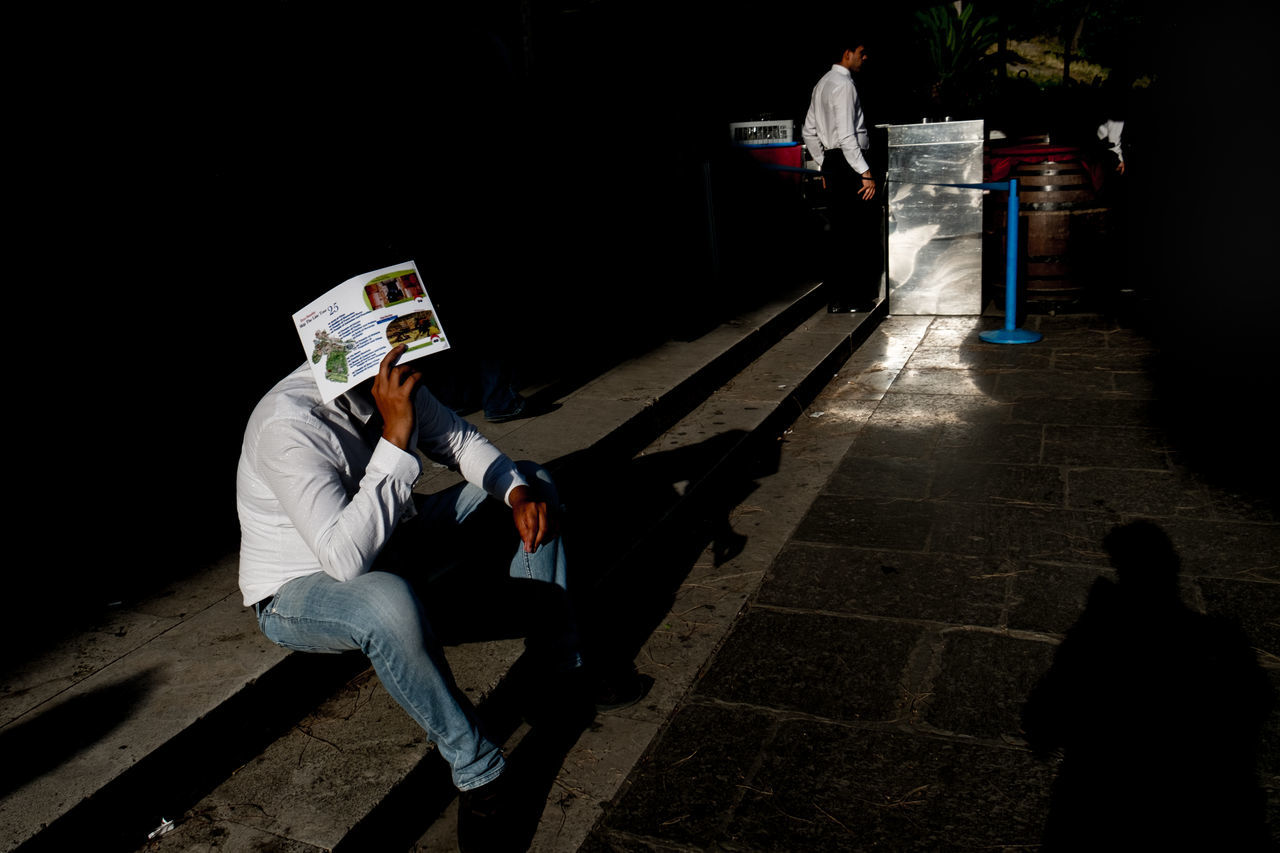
[10,0,1274,652]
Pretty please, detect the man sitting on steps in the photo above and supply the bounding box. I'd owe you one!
[236,343,633,850]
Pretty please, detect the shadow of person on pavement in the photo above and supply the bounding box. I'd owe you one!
[1021,520,1274,851]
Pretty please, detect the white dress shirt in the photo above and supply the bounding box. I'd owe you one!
[802,64,871,175]
[1097,119,1125,163]
[236,362,527,606]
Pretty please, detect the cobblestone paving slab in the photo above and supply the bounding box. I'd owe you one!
[1041,424,1173,469]
[1009,396,1155,427]
[823,455,934,500]
[920,630,1058,740]
[758,544,1006,627]
[845,422,942,460]
[1154,518,1280,582]
[1198,577,1280,656]
[599,703,774,846]
[732,724,1054,852]
[792,496,935,552]
[694,610,924,723]
[934,422,1045,464]
[931,460,1066,505]
[1007,562,1115,635]
[1065,467,1213,515]
[928,503,1114,563]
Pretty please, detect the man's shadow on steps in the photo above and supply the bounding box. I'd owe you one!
[557,428,781,675]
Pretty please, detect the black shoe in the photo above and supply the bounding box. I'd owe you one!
[520,663,650,730]
[485,395,527,423]
[457,773,515,852]
[592,665,651,713]
[828,303,856,313]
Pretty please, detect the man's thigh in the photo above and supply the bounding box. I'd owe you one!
[258,570,423,654]
[821,150,858,194]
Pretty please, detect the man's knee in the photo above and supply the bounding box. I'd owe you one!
[349,572,427,646]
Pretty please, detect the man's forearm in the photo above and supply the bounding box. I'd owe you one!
[841,142,870,176]
[260,435,420,583]
[414,387,528,503]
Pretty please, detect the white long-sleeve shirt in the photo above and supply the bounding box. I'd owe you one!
[1097,119,1125,163]
[802,64,871,175]
[236,362,526,605]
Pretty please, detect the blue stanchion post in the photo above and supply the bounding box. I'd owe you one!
[980,178,1042,344]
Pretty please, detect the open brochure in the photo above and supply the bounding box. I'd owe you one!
[293,260,449,403]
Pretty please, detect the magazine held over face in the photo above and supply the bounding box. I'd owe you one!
[292,260,449,403]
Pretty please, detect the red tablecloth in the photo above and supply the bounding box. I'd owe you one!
[986,144,1105,193]
[741,143,804,170]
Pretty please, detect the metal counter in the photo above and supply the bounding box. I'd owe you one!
[885,120,984,315]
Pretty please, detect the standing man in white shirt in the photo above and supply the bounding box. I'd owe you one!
[803,41,881,313]
[1097,118,1125,175]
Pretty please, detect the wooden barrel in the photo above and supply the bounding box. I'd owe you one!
[1015,154,1099,302]
[1014,159,1095,210]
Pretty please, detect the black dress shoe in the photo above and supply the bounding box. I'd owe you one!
[592,665,651,712]
[484,395,527,423]
[521,663,650,731]
[458,773,516,852]
[828,303,856,313]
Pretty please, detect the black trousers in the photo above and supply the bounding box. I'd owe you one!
[820,149,883,306]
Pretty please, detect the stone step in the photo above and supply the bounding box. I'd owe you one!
[2,280,836,853]
[625,301,887,530]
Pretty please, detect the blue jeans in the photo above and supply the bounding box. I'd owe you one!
[257,462,578,790]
